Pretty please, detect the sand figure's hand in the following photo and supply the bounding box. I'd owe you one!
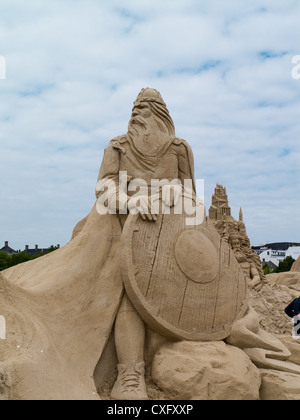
[162,184,182,208]
[128,195,158,222]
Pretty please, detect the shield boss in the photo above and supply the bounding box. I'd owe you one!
[175,230,218,284]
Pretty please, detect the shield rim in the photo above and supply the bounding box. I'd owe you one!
[122,213,249,342]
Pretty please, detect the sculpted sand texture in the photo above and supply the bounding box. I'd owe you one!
[0,88,299,400]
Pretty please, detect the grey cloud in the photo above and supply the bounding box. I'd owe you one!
[0,0,299,249]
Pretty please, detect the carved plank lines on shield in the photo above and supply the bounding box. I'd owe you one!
[178,273,219,333]
[133,213,187,326]
[132,215,164,298]
[212,239,237,331]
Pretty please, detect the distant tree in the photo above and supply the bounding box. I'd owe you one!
[263,264,272,275]
[273,256,295,273]
[32,252,45,259]
[48,245,60,253]
[0,245,60,272]
[9,252,31,268]
[0,251,9,271]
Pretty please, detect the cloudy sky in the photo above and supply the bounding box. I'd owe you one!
[0,0,299,251]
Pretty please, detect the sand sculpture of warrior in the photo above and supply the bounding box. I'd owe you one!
[1,88,299,401]
[95,88,300,400]
[96,88,196,400]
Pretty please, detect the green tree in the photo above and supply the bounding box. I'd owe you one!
[9,252,31,268]
[263,264,272,275]
[0,251,9,271]
[48,245,60,253]
[0,246,61,272]
[32,252,45,259]
[273,256,295,273]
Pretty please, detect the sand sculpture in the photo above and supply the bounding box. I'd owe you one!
[209,184,266,291]
[292,256,300,272]
[266,270,300,298]
[0,88,300,401]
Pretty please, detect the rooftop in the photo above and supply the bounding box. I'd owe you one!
[0,241,17,255]
[1,241,60,256]
[252,242,300,251]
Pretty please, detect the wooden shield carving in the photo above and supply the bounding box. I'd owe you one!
[122,211,249,341]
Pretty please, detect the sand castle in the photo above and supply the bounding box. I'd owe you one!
[209,183,266,291]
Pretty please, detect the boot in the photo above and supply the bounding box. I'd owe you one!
[111,362,149,400]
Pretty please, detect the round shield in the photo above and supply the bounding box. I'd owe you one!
[122,211,249,341]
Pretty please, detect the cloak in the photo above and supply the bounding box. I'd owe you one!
[0,207,123,400]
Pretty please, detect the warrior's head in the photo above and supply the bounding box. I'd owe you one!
[128,88,175,140]
[230,235,241,251]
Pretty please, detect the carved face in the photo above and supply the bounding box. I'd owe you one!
[128,102,152,136]
[132,102,152,119]
[230,238,240,250]
[128,96,175,140]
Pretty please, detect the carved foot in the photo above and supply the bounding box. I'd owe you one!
[111,362,149,400]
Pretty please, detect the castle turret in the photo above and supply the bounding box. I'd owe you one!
[239,207,243,222]
[208,183,231,221]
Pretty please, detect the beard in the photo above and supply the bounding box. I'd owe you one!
[128,115,148,139]
[127,112,173,158]
[128,113,169,141]
[234,249,248,263]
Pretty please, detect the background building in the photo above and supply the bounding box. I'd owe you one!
[0,241,18,255]
[1,241,60,256]
[252,243,300,267]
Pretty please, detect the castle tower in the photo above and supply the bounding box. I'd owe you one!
[239,207,243,222]
[209,183,231,221]
[209,184,266,286]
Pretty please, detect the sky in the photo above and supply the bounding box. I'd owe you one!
[0,0,299,251]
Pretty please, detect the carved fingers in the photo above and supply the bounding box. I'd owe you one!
[162,184,182,207]
[128,195,158,222]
